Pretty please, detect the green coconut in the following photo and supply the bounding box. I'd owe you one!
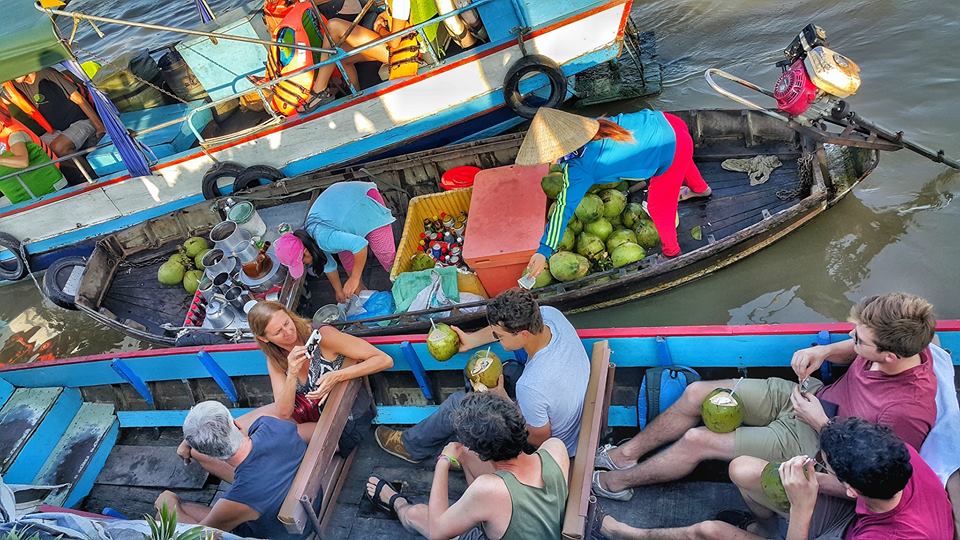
[183,270,203,294]
[533,264,554,288]
[411,253,436,272]
[616,181,629,192]
[760,461,792,513]
[611,242,645,268]
[158,260,186,286]
[549,251,590,282]
[606,228,638,253]
[701,388,744,433]
[608,213,622,227]
[634,220,660,248]
[574,194,604,223]
[568,216,583,234]
[621,202,647,228]
[183,236,210,258]
[427,323,460,361]
[465,349,503,390]
[576,232,605,261]
[599,189,627,218]
[587,180,621,194]
[583,218,613,242]
[541,172,565,199]
[559,228,576,251]
[549,163,563,174]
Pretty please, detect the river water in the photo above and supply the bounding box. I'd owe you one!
[0,0,957,362]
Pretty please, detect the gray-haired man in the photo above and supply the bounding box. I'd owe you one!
[154,401,307,539]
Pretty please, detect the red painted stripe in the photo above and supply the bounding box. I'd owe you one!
[5,320,958,373]
[0,1,627,221]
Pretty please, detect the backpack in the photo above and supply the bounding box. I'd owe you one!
[637,366,700,430]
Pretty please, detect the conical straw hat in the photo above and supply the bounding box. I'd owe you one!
[515,108,600,166]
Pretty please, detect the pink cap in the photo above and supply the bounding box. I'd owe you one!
[274,233,306,279]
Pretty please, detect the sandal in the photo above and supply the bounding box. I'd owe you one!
[365,476,411,519]
[296,88,336,115]
[714,509,757,531]
[678,186,712,201]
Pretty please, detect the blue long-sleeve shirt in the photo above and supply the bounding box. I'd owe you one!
[537,110,676,257]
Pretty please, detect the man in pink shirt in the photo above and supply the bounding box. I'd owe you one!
[597,418,955,539]
[594,293,938,501]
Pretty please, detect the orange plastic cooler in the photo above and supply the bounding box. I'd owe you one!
[462,164,549,297]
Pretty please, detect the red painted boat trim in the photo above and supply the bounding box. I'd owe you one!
[4,320,958,373]
[0,0,628,221]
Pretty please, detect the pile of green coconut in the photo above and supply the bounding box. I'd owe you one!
[156,237,212,294]
[535,167,660,286]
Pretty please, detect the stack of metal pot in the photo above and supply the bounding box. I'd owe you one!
[195,215,282,329]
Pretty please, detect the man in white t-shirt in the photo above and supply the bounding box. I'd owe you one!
[375,288,591,461]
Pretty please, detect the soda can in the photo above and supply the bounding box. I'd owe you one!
[449,245,462,256]
[431,244,443,260]
[442,215,455,229]
[448,255,461,266]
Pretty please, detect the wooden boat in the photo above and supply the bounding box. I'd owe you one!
[73,108,881,346]
[0,321,956,537]
[0,0,655,278]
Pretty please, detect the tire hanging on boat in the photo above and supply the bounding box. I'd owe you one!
[502,54,567,119]
[232,165,285,193]
[0,232,27,282]
[201,161,246,200]
[42,255,87,310]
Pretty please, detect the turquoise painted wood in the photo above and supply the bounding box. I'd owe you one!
[1,387,82,483]
[374,404,638,426]
[176,7,269,100]
[0,377,13,409]
[34,402,118,507]
[117,408,255,428]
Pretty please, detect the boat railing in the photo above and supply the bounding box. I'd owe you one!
[184,0,504,148]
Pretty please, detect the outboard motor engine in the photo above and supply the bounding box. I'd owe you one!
[772,24,861,123]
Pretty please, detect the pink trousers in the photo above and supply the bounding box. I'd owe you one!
[647,113,711,257]
[339,188,396,274]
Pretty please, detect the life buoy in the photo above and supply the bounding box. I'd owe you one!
[201,161,246,200]
[0,232,28,282]
[42,255,87,310]
[267,2,328,117]
[502,54,568,119]
[435,0,479,48]
[233,165,285,193]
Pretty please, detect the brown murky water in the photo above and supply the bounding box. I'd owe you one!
[1,0,957,361]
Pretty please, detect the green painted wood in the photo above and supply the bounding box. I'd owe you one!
[34,402,117,507]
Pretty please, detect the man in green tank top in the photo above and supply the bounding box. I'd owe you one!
[364,392,570,539]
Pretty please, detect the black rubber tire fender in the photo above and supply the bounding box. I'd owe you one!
[502,54,568,119]
[201,161,246,200]
[233,165,285,194]
[42,255,87,310]
[0,232,28,282]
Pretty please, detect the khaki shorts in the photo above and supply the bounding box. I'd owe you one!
[40,119,97,151]
[732,377,823,461]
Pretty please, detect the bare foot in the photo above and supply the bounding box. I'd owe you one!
[679,186,712,201]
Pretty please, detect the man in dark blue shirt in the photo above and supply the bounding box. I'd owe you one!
[154,401,308,539]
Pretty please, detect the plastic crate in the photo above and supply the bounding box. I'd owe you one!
[390,188,473,281]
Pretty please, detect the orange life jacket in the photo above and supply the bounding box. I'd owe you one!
[266,2,328,117]
[2,81,54,134]
[0,111,58,164]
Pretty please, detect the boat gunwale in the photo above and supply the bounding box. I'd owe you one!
[0,0,631,222]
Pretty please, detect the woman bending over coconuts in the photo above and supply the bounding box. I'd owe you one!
[176,301,392,465]
[274,181,397,303]
[517,107,712,280]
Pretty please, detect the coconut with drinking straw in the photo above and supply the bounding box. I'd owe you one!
[701,376,745,433]
[466,346,502,391]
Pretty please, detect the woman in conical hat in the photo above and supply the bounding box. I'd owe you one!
[516,107,711,277]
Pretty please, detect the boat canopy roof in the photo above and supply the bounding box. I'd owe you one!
[1,1,72,83]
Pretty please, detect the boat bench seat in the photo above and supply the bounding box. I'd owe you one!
[563,340,615,539]
[86,100,214,177]
[278,358,368,536]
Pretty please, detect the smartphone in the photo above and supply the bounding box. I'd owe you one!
[818,398,839,418]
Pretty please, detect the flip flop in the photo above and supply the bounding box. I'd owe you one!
[365,476,411,519]
[678,186,712,201]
